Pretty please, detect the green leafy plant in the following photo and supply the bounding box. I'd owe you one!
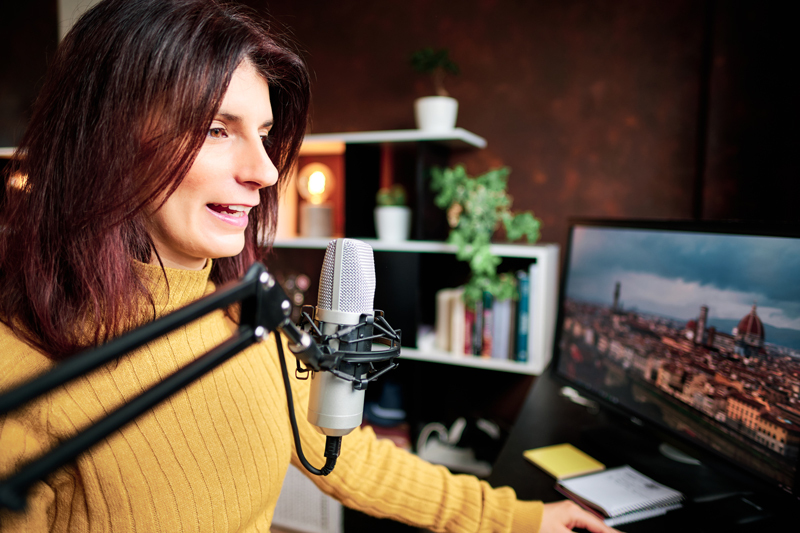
[430,165,541,304]
[376,184,407,206]
[410,47,460,97]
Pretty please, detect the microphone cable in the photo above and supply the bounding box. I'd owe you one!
[275,330,341,476]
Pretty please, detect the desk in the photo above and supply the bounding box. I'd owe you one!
[487,368,797,532]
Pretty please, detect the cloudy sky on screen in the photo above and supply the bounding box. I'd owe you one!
[566,226,800,332]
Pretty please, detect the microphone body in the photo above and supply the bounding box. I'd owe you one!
[307,239,377,437]
[307,362,365,436]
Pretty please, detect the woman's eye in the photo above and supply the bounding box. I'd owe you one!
[261,134,273,148]
[208,127,227,139]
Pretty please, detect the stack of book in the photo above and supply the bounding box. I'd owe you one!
[433,264,537,362]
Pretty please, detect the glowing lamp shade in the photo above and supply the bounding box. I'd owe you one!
[297,163,335,205]
[296,162,336,237]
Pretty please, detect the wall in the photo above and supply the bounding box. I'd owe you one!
[702,2,799,222]
[249,0,798,249]
[2,0,798,249]
[0,0,58,147]
[249,0,706,248]
[58,0,102,40]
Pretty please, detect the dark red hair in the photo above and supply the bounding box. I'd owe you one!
[0,0,310,360]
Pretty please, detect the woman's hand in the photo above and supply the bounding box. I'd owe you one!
[539,500,623,533]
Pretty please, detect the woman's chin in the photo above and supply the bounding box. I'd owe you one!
[208,238,247,260]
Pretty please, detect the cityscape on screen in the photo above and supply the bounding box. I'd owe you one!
[559,227,800,490]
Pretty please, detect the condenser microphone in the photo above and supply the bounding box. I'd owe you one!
[306,238,377,436]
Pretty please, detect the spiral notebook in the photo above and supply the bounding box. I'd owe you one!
[555,465,684,526]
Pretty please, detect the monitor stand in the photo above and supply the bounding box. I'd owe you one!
[658,442,702,466]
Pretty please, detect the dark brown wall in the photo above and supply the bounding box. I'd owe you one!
[254,0,706,247]
[3,0,798,251]
[702,2,799,221]
[0,0,58,147]
[249,0,798,251]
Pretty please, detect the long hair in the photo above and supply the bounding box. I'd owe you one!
[0,0,310,360]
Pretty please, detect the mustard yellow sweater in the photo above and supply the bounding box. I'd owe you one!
[0,261,543,532]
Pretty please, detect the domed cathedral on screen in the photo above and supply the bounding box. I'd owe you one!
[684,303,766,359]
[733,304,766,358]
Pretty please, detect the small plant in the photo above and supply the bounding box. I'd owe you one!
[410,47,460,97]
[376,184,407,207]
[430,165,541,304]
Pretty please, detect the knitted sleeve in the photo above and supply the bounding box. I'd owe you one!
[0,329,55,531]
[0,359,82,532]
[279,341,544,533]
[0,412,54,531]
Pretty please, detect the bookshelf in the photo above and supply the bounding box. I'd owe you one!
[279,129,557,376]
[272,238,559,376]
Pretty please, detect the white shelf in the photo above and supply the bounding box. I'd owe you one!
[2,127,488,158]
[273,238,560,376]
[273,237,557,258]
[303,128,487,150]
[398,348,541,375]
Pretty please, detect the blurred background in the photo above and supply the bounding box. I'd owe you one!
[3,0,797,254]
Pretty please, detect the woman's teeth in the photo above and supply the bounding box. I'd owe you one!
[209,204,249,216]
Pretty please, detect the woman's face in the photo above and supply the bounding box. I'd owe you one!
[147,60,278,270]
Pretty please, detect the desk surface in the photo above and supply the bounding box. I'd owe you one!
[486,368,797,532]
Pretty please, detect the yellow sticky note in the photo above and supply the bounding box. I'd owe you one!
[523,443,605,480]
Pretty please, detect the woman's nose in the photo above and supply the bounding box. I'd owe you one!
[237,135,279,189]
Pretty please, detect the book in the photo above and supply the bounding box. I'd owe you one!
[464,302,475,355]
[506,287,517,358]
[490,297,512,359]
[480,291,493,358]
[555,465,684,526]
[515,270,529,362]
[526,262,537,361]
[523,443,605,480]
[434,288,457,352]
[450,288,466,356]
[471,296,483,356]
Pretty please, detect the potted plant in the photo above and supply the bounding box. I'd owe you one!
[410,47,460,132]
[374,184,412,242]
[430,165,541,304]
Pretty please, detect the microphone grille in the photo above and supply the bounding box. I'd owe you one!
[318,239,375,314]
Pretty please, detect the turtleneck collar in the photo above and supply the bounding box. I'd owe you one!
[132,259,216,317]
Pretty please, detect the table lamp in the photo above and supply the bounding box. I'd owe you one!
[296,162,335,238]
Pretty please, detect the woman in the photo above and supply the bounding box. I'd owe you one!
[0,1,618,531]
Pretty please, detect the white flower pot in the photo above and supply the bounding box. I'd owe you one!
[374,206,412,242]
[414,96,458,132]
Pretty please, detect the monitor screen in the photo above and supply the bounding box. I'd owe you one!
[554,219,800,496]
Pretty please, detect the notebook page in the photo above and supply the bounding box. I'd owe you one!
[558,465,683,517]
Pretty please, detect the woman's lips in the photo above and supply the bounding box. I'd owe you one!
[206,203,252,228]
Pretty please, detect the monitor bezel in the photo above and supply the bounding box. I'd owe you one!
[550,217,800,501]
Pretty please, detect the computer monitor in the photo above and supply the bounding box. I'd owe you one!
[553,218,800,500]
